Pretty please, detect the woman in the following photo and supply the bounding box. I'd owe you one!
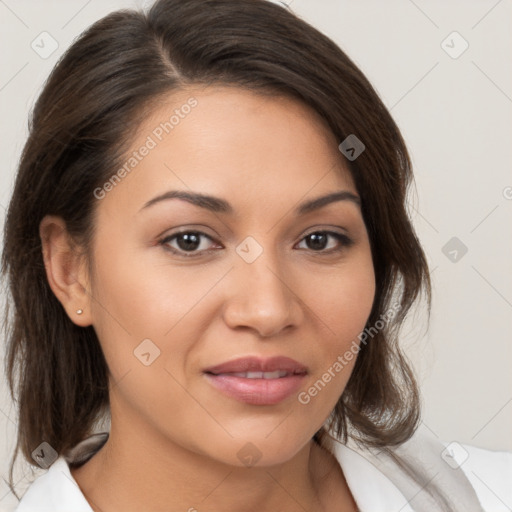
[2,0,510,511]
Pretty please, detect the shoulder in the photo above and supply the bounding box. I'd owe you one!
[330,428,512,512]
[14,433,108,512]
[14,457,93,512]
[451,441,512,511]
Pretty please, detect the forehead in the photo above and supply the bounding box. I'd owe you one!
[100,85,357,218]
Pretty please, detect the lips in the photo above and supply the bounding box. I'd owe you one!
[203,356,308,405]
[204,356,308,375]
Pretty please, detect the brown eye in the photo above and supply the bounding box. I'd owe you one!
[297,231,353,253]
[160,231,218,257]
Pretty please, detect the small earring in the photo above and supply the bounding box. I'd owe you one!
[76,309,83,315]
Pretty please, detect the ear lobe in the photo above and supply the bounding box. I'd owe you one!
[39,215,92,326]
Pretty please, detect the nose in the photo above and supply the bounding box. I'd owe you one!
[222,250,303,338]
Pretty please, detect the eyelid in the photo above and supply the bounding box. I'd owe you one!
[301,224,350,237]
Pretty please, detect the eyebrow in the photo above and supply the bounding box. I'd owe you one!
[139,189,361,215]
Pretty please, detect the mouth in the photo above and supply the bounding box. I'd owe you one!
[219,370,293,379]
[203,356,308,405]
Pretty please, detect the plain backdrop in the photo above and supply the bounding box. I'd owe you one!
[1,0,511,509]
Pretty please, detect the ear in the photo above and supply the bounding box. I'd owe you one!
[39,215,93,327]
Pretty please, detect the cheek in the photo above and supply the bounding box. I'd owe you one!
[87,246,208,435]
[295,270,375,432]
[316,254,376,345]
[304,252,375,391]
[90,232,192,335]
[88,237,229,386]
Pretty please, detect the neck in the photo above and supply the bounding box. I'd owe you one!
[71,414,354,512]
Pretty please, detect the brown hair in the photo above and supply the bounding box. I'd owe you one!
[2,0,430,499]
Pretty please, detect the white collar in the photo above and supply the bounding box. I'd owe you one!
[15,433,413,511]
[15,456,94,512]
[332,441,414,512]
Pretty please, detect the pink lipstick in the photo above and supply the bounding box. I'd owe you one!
[203,356,308,405]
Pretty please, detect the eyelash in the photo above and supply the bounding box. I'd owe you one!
[158,229,354,258]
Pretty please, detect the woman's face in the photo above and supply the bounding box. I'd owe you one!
[84,86,375,466]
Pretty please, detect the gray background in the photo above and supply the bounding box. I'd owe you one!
[1,0,511,509]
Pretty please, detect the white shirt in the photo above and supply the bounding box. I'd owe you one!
[12,431,512,512]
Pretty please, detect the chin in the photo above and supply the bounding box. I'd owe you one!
[197,427,314,469]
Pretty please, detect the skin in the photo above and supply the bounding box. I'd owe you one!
[40,86,375,511]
